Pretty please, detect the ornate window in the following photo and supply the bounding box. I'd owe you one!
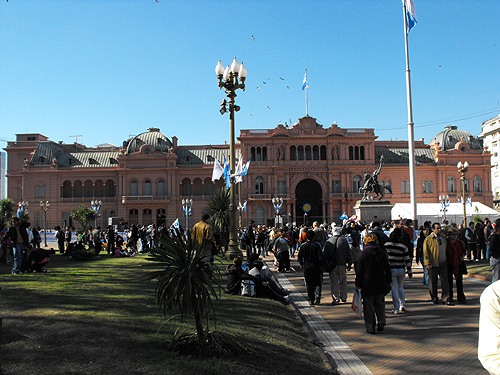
[254,176,265,194]
[352,175,363,193]
[298,146,304,161]
[447,177,455,193]
[473,177,482,193]
[157,179,165,196]
[130,180,138,196]
[427,180,433,193]
[35,183,45,198]
[320,145,327,160]
[422,180,427,193]
[143,180,152,195]
[181,178,191,196]
[313,145,320,160]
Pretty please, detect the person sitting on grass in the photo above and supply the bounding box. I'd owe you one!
[249,260,290,304]
[27,247,50,273]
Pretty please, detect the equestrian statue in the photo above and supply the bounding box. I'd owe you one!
[359,155,392,200]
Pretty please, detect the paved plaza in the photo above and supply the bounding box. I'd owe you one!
[268,255,490,375]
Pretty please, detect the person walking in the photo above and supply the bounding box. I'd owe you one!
[385,227,412,314]
[191,211,216,263]
[465,221,477,261]
[355,233,392,334]
[324,226,352,305]
[446,227,467,304]
[415,226,431,288]
[423,223,451,305]
[297,230,324,305]
[489,218,500,283]
[273,229,290,272]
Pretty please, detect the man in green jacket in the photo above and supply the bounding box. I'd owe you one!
[423,222,451,305]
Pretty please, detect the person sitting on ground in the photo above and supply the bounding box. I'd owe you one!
[249,260,290,304]
[249,259,290,297]
[242,253,260,272]
[27,247,50,272]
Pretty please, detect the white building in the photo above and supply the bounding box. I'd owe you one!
[479,114,500,207]
[0,152,6,200]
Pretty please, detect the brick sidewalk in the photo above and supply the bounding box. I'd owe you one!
[267,255,490,375]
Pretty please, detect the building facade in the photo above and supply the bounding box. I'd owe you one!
[4,116,493,230]
[480,114,500,207]
[0,152,6,200]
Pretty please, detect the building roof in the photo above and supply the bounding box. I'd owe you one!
[176,147,241,165]
[430,125,483,151]
[375,147,435,164]
[30,141,120,168]
[125,127,173,154]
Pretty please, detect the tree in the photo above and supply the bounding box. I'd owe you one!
[206,188,230,253]
[0,198,15,228]
[147,229,247,356]
[148,230,219,347]
[70,204,96,235]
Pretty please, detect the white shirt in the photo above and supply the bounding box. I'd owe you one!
[479,280,500,374]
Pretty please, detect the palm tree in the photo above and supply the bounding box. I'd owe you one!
[207,188,230,253]
[147,228,220,342]
[0,198,15,227]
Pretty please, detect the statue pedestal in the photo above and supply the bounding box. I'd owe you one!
[354,200,393,224]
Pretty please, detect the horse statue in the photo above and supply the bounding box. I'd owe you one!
[359,174,392,200]
[358,155,392,200]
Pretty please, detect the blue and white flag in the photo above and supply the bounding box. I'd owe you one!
[457,196,462,204]
[223,157,231,189]
[466,196,472,207]
[302,69,308,91]
[403,0,417,33]
[239,157,251,176]
[212,157,224,182]
[171,218,180,230]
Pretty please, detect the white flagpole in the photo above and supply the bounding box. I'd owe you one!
[403,1,418,226]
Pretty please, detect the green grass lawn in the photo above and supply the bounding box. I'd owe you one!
[0,254,333,375]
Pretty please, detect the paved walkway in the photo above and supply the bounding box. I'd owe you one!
[265,255,490,375]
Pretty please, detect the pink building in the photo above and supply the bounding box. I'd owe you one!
[4,117,492,230]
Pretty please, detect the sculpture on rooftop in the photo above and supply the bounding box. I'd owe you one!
[359,155,392,200]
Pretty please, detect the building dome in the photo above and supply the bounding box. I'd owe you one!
[430,125,483,151]
[125,127,173,154]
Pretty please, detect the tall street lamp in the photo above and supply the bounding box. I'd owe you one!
[182,199,193,231]
[40,201,50,247]
[457,161,469,227]
[91,200,102,228]
[439,195,450,224]
[272,197,283,227]
[216,57,247,259]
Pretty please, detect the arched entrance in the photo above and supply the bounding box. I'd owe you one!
[295,179,322,226]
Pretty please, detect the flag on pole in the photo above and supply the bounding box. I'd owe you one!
[302,68,308,90]
[212,158,224,181]
[457,196,462,204]
[403,0,417,32]
[466,196,472,207]
[223,157,231,189]
[239,157,251,176]
[171,218,180,231]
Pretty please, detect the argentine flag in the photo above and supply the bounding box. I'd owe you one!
[302,69,308,91]
[404,0,417,32]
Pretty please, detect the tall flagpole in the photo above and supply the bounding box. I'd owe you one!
[403,1,418,226]
[303,68,309,116]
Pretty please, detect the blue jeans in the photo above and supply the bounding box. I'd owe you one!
[391,268,406,311]
[13,243,24,273]
[491,257,500,283]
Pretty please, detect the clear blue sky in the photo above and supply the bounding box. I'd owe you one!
[1,0,499,148]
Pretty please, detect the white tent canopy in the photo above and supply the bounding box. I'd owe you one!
[392,202,500,225]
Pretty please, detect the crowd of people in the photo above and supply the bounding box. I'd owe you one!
[234,216,500,336]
